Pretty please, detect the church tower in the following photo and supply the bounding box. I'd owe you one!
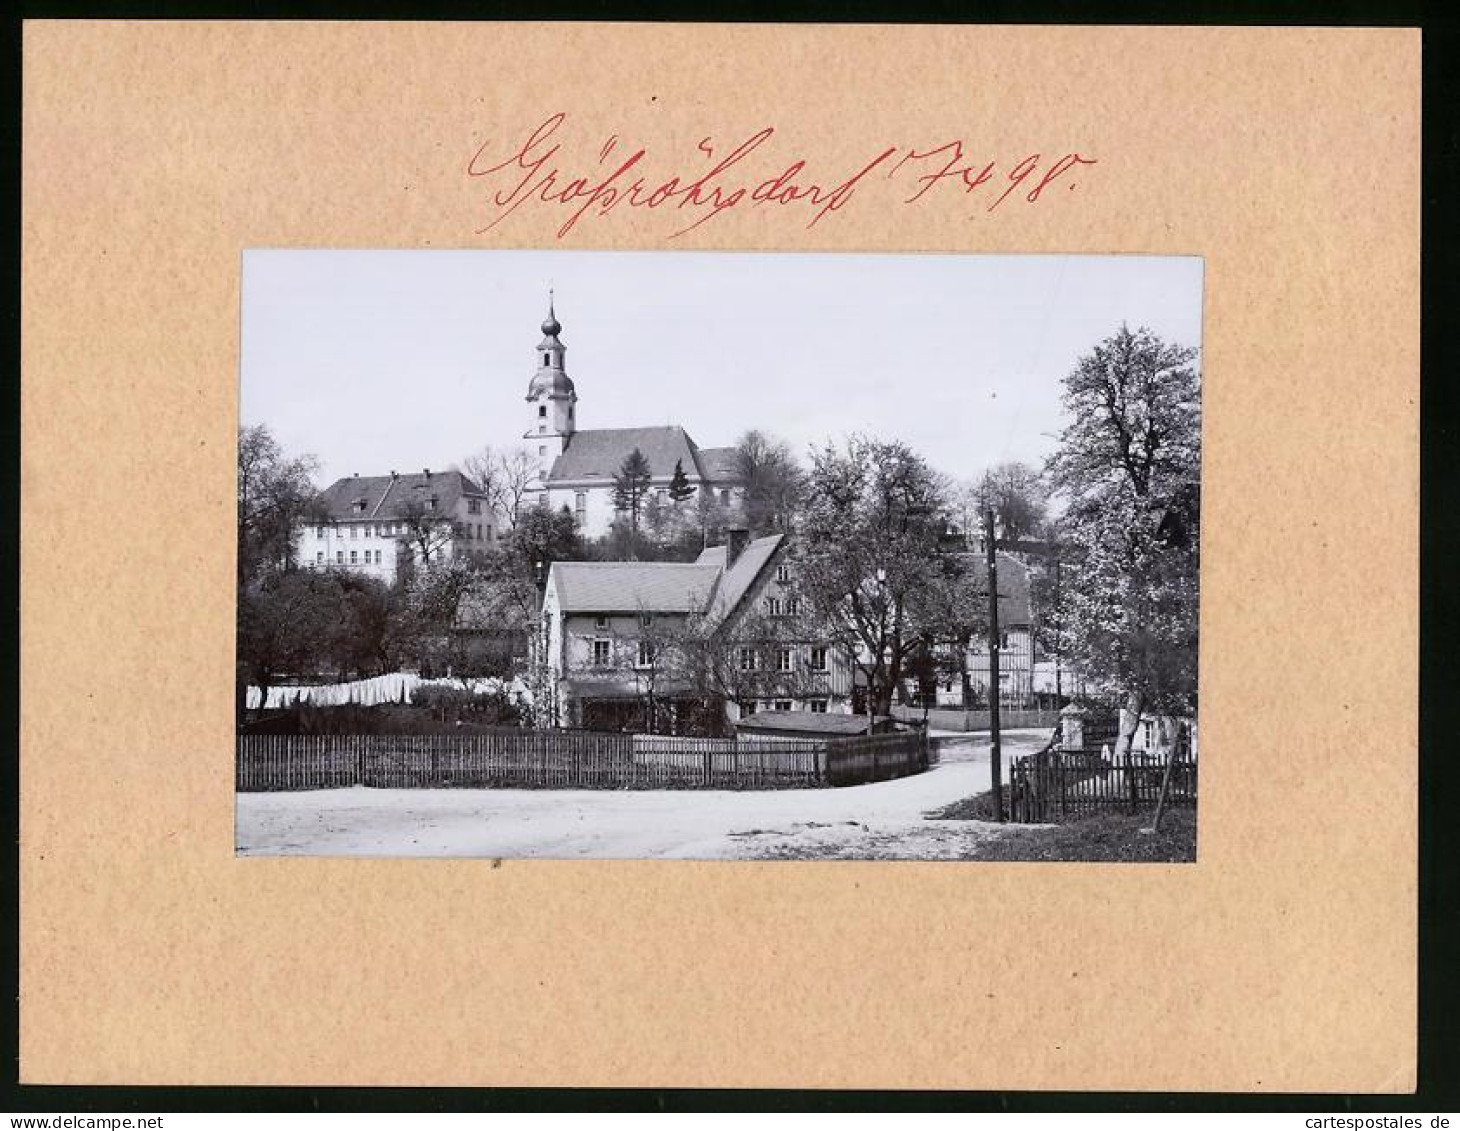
[524,293,577,491]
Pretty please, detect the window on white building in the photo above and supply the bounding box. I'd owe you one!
[775,563,790,583]
[575,492,587,525]
[774,700,793,712]
[336,551,343,564]
[809,647,828,672]
[720,489,730,505]
[738,648,759,672]
[316,551,324,564]
[741,700,757,715]
[350,551,358,564]
[374,550,382,564]
[538,404,547,418]
[595,615,609,630]
[467,499,481,515]
[809,700,828,713]
[637,640,655,668]
[317,526,326,539]
[350,525,358,539]
[765,597,783,617]
[592,639,612,667]
[776,648,793,672]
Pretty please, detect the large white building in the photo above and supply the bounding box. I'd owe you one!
[521,298,746,536]
[298,468,495,584]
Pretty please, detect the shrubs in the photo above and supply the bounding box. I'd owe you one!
[240,687,524,735]
[409,683,519,724]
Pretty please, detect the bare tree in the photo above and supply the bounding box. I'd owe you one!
[396,498,462,569]
[496,447,536,528]
[734,429,804,534]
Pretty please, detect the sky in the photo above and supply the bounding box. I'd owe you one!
[240,250,1203,488]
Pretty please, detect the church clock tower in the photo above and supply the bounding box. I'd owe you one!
[524,293,577,491]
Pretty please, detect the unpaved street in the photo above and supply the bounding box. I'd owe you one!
[236,730,1051,860]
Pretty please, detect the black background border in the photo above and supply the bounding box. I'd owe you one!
[2,2,1454,1113]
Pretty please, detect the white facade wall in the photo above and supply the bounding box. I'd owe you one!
[298,494,503,584]
[537,480,746,538]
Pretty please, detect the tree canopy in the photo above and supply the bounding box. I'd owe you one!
[1046,324,1201,718]
[735,429,803,534]
[237,424,321,584]
[794,435,971,714]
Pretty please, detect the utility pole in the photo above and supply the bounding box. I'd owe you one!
[1053,555,1063,704]
[984,506,1004,822]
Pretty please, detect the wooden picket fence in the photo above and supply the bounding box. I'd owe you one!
[1008,743,1198,823]
[236,729,931,792]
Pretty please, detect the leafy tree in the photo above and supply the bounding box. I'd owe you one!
[237,424,321,585]
[324,570,395,680]
[611,447,654,543]
[1045,324,1201,746]
[909,549,989,707]
[974,460,1048,543]
[794,436,967,714]
[504,504,584,584]
[238,568,346,713]
[735,429,803,534]
[667,458,696,504]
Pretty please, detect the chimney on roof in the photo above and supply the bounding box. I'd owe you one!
[424,468,432,479]
[726,526,750,569]
[390,470,397,480]
[352,472,359,478]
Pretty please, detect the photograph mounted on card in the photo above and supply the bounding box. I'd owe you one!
[235,249,1203,861]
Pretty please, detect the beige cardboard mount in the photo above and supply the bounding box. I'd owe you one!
[20,22,1418,1090]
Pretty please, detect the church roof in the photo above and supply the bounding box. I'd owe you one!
[314,469,486,522]
[547,426,706,484]
[693,446,742,483]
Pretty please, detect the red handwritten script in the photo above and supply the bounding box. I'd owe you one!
[466,113,1097,240]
